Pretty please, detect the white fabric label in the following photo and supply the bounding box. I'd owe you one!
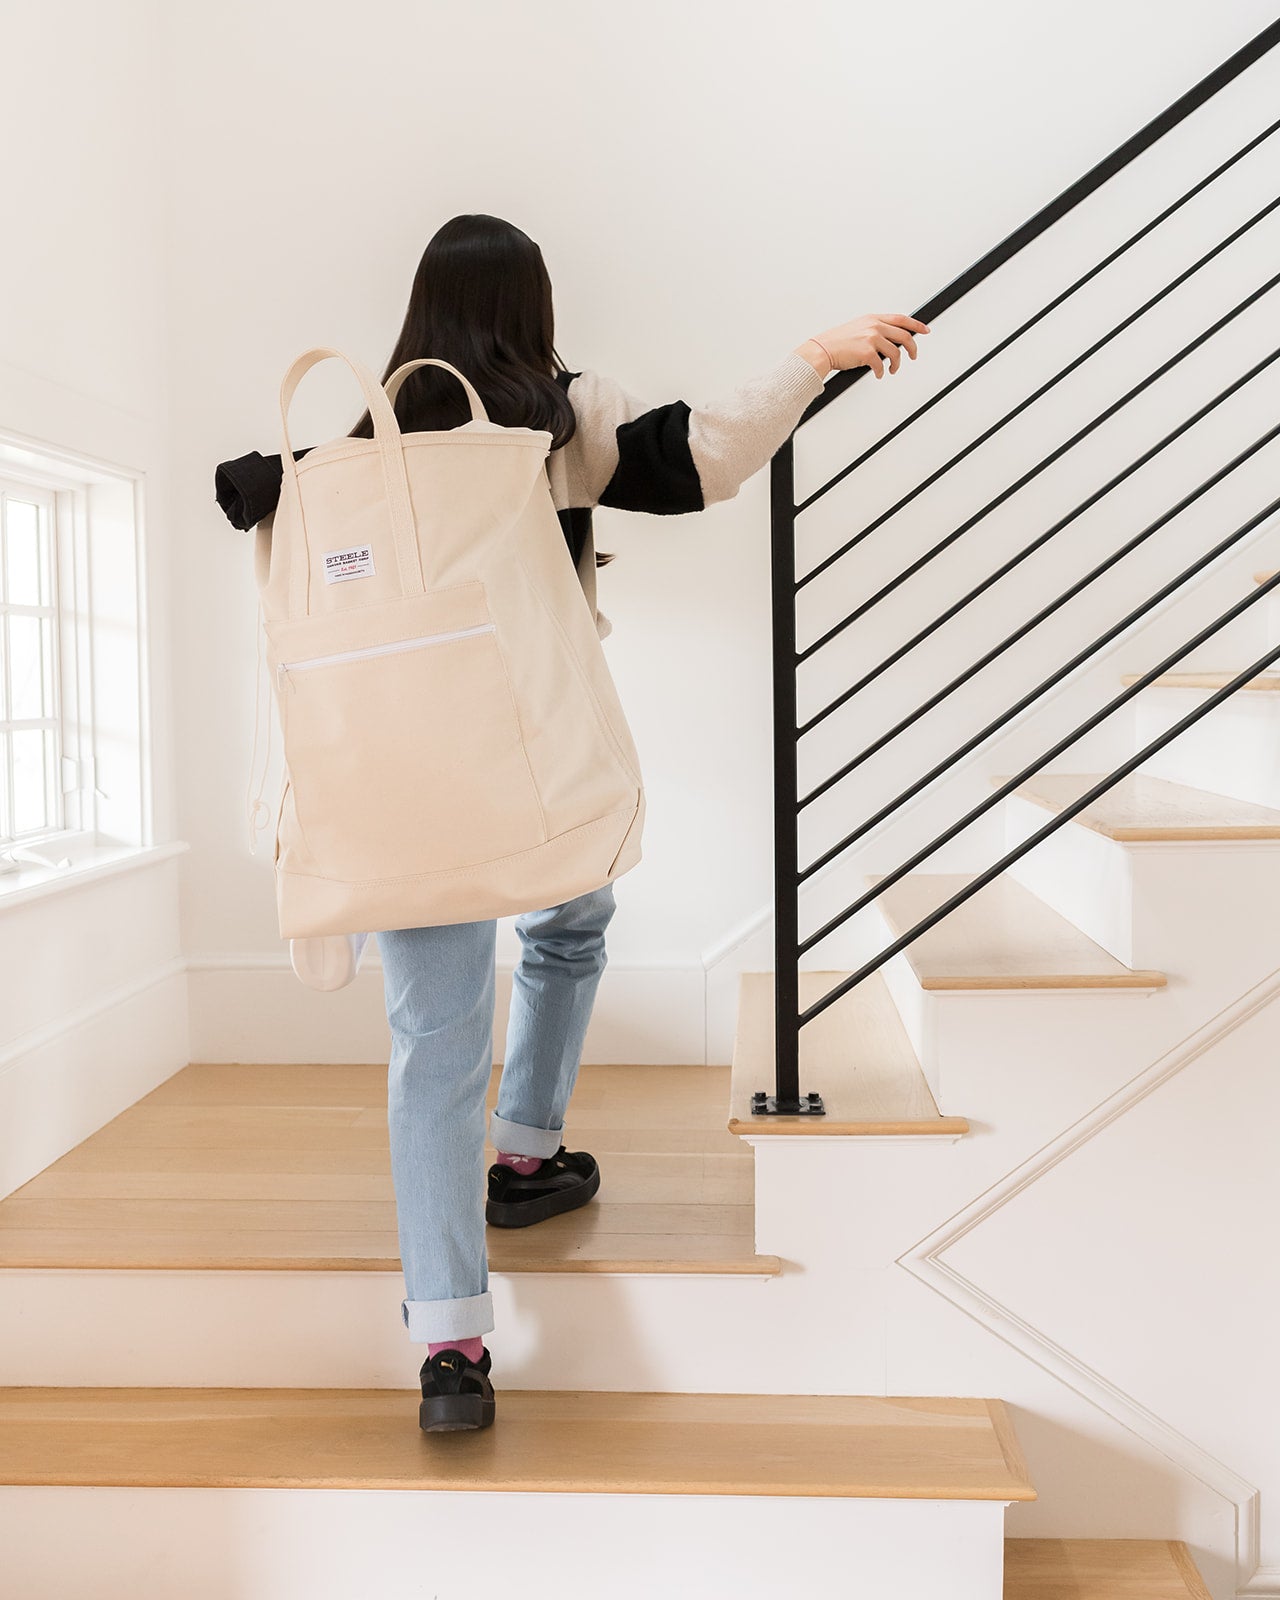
[323,544,376,584]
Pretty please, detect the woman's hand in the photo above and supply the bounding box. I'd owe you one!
[795,314,931,380]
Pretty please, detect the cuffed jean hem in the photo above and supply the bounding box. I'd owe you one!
[489,1110,565,1160]
[401,1290,494,1343]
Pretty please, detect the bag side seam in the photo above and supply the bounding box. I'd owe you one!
[514,552,643,790]
[482,587,549,845]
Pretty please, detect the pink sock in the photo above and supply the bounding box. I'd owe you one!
[496,1150,543,1175]
[428,1335,485,1362]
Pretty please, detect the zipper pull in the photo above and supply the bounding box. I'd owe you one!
[276,662,295,694]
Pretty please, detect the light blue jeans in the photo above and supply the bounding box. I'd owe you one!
[376,879,616,1343]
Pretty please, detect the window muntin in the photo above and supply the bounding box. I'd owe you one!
[1,484,62,848]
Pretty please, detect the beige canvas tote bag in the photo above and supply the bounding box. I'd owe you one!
[254,347,645,938]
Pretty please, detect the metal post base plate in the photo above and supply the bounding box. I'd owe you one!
[751,1092,826,1116]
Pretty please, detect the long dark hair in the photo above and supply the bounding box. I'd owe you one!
[349,213,612,566]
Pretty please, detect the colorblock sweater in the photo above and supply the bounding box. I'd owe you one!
[214,348,828,639]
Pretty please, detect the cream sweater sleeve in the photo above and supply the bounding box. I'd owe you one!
[563,350,827,513]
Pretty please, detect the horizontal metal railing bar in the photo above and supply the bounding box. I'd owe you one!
[794,509,1280,955]
[792,115,1280,528]
[766,20,1280,1108]
[787,18,1280,431]
[794,198,1280,663]
[798,614,1280,1025]
[797,455,1280,874]
[797,330,1280,759]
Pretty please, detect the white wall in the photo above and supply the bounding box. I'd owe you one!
[0,0,187,1193]
[160,0,1280,1061]
[4,5,1279,1591]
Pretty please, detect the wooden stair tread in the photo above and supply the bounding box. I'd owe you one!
[1122,671,1280,691]
[1004,1539,1210,1599]
[1001,772,1280,840]
[0,1387,1035,1501]
[871,875,1166,990]
[0,1063,779,1278]
[729,972,967,1135]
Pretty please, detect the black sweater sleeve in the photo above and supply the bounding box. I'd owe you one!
[214,448,311,531]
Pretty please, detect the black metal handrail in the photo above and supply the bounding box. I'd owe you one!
[801,415,1280,847]
[796,18,1280,428]
[792,115,1280,526]
[799,331,1280,749]
[800,552,1280,973]
[812,613,1280,1017]
[797,196,1280,622]
[793,270,1280,694]
[757,17,1280,1116]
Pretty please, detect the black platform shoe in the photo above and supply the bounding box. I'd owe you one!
[419,1345,496,1433]
[485,1146,600,1228]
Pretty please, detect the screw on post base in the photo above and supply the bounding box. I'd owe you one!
[751,1092,826,1117]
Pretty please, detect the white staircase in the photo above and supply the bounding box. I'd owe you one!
[731,596,1280,1597]
[4,561,1271,1600]
[6,619,1271,1600]
[9,33,1280,1597]
[0,1389,1030,1600]
[0,1057,1034,1600]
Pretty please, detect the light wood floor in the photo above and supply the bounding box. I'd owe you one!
[0,1063,779,1276]
[0,1387,1033,1500]
[1004,1538,1210,1599]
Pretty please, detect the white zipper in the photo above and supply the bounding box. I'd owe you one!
[277,621,495,686]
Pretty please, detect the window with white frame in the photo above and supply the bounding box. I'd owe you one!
[0,440,150,884]
[1,483,63,847]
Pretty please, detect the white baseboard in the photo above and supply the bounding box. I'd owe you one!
[0,958,190,1199]
[186,956,710,1064]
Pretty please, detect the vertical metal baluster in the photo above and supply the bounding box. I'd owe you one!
[754,440,823,1117]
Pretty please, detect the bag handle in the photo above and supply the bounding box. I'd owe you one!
[384,357,491,420]
[278,347,426,618]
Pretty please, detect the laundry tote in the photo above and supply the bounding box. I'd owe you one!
[253,347,645,938]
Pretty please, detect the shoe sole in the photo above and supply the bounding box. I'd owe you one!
[419,1394,496,1432]
[485,1162,601,1229]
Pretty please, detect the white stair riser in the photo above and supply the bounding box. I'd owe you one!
[876,976,1162,1119]
[1264,586,1280,649]
[868,896,1177,1113]
[0,1488,1011,1600]
[1004,794,1280,972]
[865,901,945,1100]
[1003,793,1138,963]
[0,1269,778,1390]
[881,944,936,1096]
[1134,686,1280,808]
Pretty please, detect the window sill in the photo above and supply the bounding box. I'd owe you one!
[0,839,190,913]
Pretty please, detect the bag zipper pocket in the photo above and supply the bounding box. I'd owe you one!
[277,621,496,688]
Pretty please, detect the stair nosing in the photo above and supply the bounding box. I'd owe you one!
[1122,671,1280,691]
[0,1386,1037,1501]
